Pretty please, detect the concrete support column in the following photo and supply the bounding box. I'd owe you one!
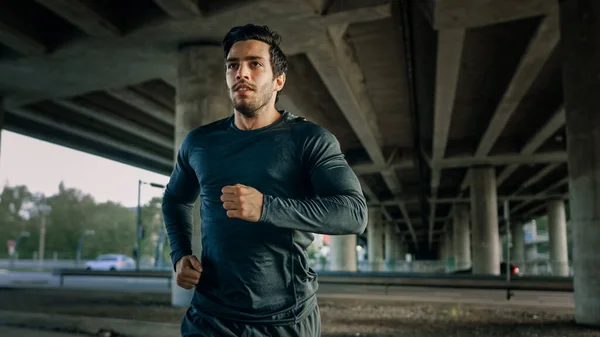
[384,223,402,270]
[444,230,454,272]
[560,0,600,325]
[547,199,569,276]
[329,235,357,271]
[172,44,230,307]
[470,166,500,275]
[397,241,407,260]
[510,223,525,268]
[453,204,471,270]
[498,234,504,262]
[367,208,384,271]
[524,221,539,275]
[438,237,446,261]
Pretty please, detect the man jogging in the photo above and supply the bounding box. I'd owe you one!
[162,24,368,337]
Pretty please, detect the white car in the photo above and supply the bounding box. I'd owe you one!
[84,254,135,271]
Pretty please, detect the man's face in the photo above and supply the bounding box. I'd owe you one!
[225,40,284,118]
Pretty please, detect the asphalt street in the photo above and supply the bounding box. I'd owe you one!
[0,325,88,337]
[0,269,574,310]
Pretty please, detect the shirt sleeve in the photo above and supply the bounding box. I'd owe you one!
[161,133,200,269]
[259,124,368,235]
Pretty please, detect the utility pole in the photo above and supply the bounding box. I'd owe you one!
[37,204,51,265]
[136,179,165,271]
[39,213,46,263]
[136,179,142,271]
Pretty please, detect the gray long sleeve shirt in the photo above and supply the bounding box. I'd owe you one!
[162,110,368,325]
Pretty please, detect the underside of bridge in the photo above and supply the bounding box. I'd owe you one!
[0,0,567,257]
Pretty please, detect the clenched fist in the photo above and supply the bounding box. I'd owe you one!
[175,255,202,289]
[221,184,264,222]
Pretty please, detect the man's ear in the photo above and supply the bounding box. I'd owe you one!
[275,73,286,92]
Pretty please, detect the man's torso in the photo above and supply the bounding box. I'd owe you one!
[185,111,319,323]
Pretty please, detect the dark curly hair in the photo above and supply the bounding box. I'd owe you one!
[222,24,288,102]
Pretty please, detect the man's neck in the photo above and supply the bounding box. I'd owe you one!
[234,106,282,130]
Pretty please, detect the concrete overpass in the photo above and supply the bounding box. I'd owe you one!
[0,0,598,326]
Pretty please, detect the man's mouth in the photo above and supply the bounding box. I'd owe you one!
[234,84,253,92]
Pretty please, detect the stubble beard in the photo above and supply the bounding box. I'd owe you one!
[230,82,274,118]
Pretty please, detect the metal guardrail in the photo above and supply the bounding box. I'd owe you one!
[51,269,573,293]
[53,268,172,287]
[315,271,574,293]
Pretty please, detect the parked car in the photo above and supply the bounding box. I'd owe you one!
[84,254,135,271]
[453,262,520,276]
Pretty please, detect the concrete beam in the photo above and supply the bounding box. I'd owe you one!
[34,0,120,37]
[432,28,465,167]
[371,193,568,207]
[448,10,560,236]
[351,158,414,174]
[382,217,448,224]
[0,21,46,56]
[521,106,566,154]
[53,99,173,150]
[106,89,174,127]
[434,151,566,169]
[0,2,390,111]
[512,163,561,195]
[7,107,171,167]
[315,25,385,166]
[522,193,568,219]
[512,177,569,214]
[497,106,565,186]
[4,122,169,175]
[153,0,201,19]
[433,0,558,29]
[358,176,398,237]
[476,11,559,157]
[307,0,333,15]
[430,28,465,246]
[317,3,391,26]
[358,176,378,202]
[309,26,416,244]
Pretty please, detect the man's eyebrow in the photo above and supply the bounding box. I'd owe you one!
[226,56,266,62]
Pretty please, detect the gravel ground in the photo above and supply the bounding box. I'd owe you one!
[0,288,598,337]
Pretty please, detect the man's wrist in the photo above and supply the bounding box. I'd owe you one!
[259,194,271,223]
[170,249,192,271]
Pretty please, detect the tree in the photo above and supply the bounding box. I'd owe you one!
[0,184,33,258]
[0,182,173,266]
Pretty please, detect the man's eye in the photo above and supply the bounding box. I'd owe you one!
[252,62,261,67]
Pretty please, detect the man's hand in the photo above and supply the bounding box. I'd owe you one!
[221,184,264,222]
[175,255,202,289]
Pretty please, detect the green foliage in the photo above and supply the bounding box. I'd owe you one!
[0,181,170,264]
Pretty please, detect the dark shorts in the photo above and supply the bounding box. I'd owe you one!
[180,305,321,337]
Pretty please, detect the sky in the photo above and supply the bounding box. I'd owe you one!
[0,130,170,208]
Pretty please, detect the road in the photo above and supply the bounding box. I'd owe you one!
[0,269,574,310]
[0,326,87,337]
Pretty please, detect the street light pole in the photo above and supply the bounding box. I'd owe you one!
[135,179,165,271]
[136,179,142,271]
[37,204,51,265]
[39,213,46,263]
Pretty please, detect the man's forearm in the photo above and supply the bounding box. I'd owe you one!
[259,193,368,235]
[162,195,195,266]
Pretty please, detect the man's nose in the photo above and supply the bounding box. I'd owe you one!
[235,64,250,80]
